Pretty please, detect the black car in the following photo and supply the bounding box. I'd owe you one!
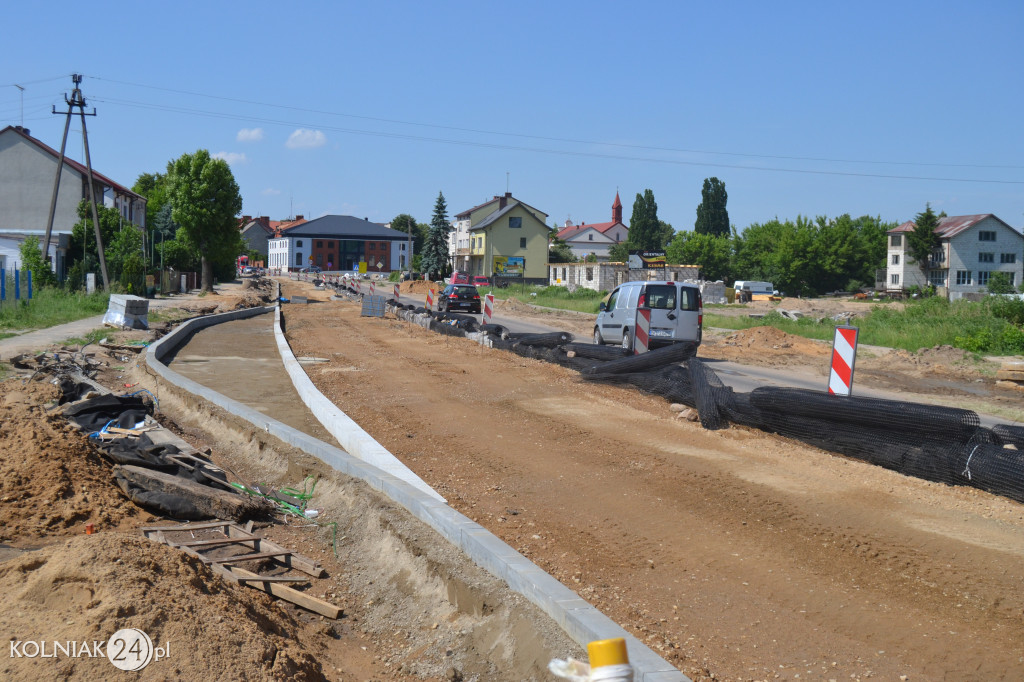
[438,284,482,314]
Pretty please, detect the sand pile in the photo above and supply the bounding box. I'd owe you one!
[0,533,323,680]
[719,326,828,356]
[0,379,140,543]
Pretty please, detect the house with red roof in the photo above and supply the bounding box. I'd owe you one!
[0,125,146,276]
[886,214,1023,299]
[239,214,306,262]
[556,192,629,261]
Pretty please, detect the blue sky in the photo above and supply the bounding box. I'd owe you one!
[4,1,1023,233]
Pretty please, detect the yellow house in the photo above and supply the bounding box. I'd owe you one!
[457,192,550,282]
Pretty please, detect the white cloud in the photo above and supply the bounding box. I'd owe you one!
[237,127,264,142]
[212,151,247,165]
[286,129,327,149]
[261,188,281,196]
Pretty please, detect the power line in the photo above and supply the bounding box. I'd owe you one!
[91,95,1024,186]
[88,74,1024,172]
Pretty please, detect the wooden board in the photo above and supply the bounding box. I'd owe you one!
[115,465,259,520]
[223,566,340,619]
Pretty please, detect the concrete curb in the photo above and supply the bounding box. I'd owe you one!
[146,304,690,682]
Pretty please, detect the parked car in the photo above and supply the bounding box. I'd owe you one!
[471,275,490,287]
[300,266,322,274]
[594,280,702,352]
[438,284,482,314]
[448,271,470,284]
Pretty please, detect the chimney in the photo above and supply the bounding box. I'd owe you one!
[498,195,507,209]
[14,126,30,136]
[242,215,252,223]
[295,214,304,220]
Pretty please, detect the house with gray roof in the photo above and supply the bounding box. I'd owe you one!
[886,213,1023,299]
[267,214,410,273]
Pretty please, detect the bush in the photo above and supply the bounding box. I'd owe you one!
[1002,324,1024,353]
[987,272,1016,295]
[989,296,1024,326]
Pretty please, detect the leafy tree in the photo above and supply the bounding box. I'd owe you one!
[419,192,451,280]
[166,150,243,292]
[548,227,576,263]
[390,213,427,257]
[907,203,941,280]
[666,232,733,282]
[607,241,629,263]
[626,189,661,251]
[106,224,146,292]
[655,220,675,250]
[987,271,1016,295]
[133,172,170,231]
[694,177,730,237]
[18,236,58,287]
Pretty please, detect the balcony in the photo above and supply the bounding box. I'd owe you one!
[456,248,470,256]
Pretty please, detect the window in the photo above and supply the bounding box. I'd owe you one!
[929,249,945,264]
[1010,273,1017,286]
[586,267,593,282]
[890,235,902,247]
[520,237,527,248]
[928,270,946,287]
[978,271,991,286]
[317,241,323,248]
[891,254,899,265]
[369,243,375,251]
[509,217,522,229]
[296,240,303,247]
[979,252,994,263]
[296,253,302,266]
[956,270,971,285]
[562,267,567,280]
[380,242,386,249]
[891,274,900,285]
[979,231,996,242]
[588,234,594,241]
[644,285,677,310]
[1001,253,1017,264]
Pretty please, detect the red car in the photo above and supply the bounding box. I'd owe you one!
[472,275,490,287]
[448,271,469,284]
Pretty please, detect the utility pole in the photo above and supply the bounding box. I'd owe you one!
[14,85,24,126]
[43,74,109,291]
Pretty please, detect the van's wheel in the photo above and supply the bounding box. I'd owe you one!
[593,328,604,345]
[621,329,632,352]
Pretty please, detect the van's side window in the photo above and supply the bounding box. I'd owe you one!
[606,289,619,310]
[680,288,699,311]
[623,286,640,309]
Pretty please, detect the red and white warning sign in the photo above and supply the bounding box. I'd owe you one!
[482,294,494,325]
[828,325,859,396]
[634,307,651,355]
[393,284,400,300]
[369,282,376,296]
[426,288,435,309]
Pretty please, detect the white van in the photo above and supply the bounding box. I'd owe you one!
[734,281,774,296]
[594,280,703,352]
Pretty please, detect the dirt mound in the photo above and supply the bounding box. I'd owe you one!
[718,326,829,356]
[0,379,141,544]
[0,533,322,680]
[402,279,442,294]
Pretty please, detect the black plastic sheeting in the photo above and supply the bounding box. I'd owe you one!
[64,393,234,518]
[387,300,1024,505]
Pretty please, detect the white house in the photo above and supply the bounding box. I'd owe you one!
[555,192,629,262]
[886,214,1023,299]
[0,125,145,275]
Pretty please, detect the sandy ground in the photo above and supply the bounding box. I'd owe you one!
[277,279,1024,682]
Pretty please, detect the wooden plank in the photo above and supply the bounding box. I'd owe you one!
[225,566,340,619]
[114,465,261,521]
[142,520,233,533]
[177,536,256,549]
[233,575,310,584]
[225,525,324,578]
[208,550,293,564]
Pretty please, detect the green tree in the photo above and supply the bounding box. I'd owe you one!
[987,271,1016,295]
[607,241,629,263]
[166,150,243,292]
[626,189,661,251]
[18,236,58,287]
[694,177,730,237]
[419,192,451,280]
[548,227,576,263]
[907,203,941,281]
[390,213,426,258]
[666,231,733,282]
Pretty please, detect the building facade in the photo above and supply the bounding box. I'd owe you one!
[0,125,145,275]
[268,215,410,273]
[886,214,1023,299]
[555,192,629,261]
[451,192,550,282]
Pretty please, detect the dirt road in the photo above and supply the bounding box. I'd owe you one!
[280,279,1024,682]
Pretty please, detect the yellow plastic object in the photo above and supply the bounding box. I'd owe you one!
[587,637,629,668]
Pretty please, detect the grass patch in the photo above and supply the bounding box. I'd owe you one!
[61,328,111,347]
[707,297,1024,355]
[482,283,608,314]
[0,286,110,332]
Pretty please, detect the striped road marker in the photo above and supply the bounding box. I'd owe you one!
[370,281,375,296]
[634,308,651,355]
[828,325,859,395]
[426,288,435,310]
[482,293,494,324]
[394,284,400,301]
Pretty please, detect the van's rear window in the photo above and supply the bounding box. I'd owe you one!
[680,288,699,311]
[645,285,676,309]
